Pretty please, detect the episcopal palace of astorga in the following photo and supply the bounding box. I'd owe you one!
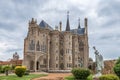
[23,13,89,72]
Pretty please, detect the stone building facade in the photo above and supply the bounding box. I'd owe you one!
[23,13,89,72]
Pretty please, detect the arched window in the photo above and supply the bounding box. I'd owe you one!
[36,41,40,51]
[60,49,64,56]
[79,40,84,46]
[29,40,35,50]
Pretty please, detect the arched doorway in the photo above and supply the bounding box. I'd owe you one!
[36,61,39,70]
[60,63,64,70]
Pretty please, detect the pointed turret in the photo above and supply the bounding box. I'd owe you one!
[59,21,62,31]
[84,18,88,34]
[78,18,81,29]
[66,11,70,31]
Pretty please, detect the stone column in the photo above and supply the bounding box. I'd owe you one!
[47,36,50,71]
[34,53,37,72]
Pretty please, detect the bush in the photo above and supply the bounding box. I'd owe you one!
[99,74,119,80]
[114,57,120,78]
[15,66,26,77]
[71,68,91,80]
[3,65,11,71]
[0,66,6,73]
[24,70,30,75]
[0,65,2,73]
[87,75,93,80]
[3,65,11,76]
[114,64,120,78]
[0,65,11,73]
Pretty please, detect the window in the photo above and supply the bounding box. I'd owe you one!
[79,41,84,46]
[69,56,71,60]
[36,41,40,51]
[56,56,58,60]
[56,64,58,68]
[60,49,64,56]
[29,40,35,50]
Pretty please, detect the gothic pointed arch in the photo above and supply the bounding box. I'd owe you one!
[29,40,35,50]
[36,41,40,51]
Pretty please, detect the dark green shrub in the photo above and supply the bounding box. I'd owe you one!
[15,66,26,77]
[114,57,120,78]
[87,75,93,80]
[99,74,119,80]
[0,66,5,73]
[24,70,30,75]
[3,65,11,71]
[0,65,2,73]
[71,68,91,80]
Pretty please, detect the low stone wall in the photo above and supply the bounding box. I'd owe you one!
[102,60,116,74]
[90,59,116,74]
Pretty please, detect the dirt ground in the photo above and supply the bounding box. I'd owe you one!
[32,73,72,80]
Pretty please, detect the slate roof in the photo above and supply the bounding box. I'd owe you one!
[70,28,85,35]
[39,20,53,30]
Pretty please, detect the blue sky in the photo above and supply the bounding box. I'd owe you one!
[0,0,120,61]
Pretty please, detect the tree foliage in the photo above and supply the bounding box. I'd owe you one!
[114,57,120,78]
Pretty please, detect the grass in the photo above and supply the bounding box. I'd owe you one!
[64,75,75,80]
[0,74,47,80]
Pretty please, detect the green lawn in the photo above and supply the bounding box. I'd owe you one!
[0,74,47,80]
[64,75,75,80]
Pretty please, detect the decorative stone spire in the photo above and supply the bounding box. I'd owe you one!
[59,21,62,31]
[66,11,70,31]
[84,18,88,34]
[78,18,81,29]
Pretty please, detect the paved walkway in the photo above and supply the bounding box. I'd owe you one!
[32,73,72,80]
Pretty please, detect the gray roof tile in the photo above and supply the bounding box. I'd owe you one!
[70,28,85,35]
[39,20,53,30]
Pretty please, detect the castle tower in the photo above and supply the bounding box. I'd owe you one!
[49,31,60,70]
[83,18,89,68]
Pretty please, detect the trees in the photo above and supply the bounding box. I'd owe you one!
[114,57,120,78]
[3,65,11,76]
